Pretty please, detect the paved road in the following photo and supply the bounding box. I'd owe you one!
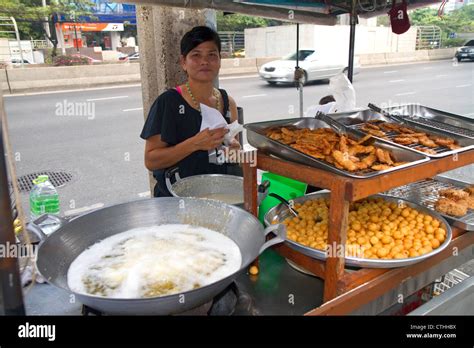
[4,59,474,216]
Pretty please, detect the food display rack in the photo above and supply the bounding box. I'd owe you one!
[242,149,474,314]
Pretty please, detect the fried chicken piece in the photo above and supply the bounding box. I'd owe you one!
[291,144,326,159]
[393,161,408,166]
[339,135,349,153]
[418,136,437,148]
[361,126,387,138]
[348,145,375,156]
[356,154,377,170]
[332,150,358,171]
[464,186,474,196]
[464,196,474,209]
[379,122,402,132]
[268,132,283,141]
[281,127,296,136]
[405,132,427,138]
[439,188,470,201]
[399,126,416,134]
[325,155,335,165]
[431,136,455,147]
[394,136,419,145]
[435,197,468,217]
[371,164,393,171]
[363,122,382,131]
[320,138,334,155]
[356,134,373,145]
[415,147,437,155]
[447,143,461,150]
[375,148,394,165]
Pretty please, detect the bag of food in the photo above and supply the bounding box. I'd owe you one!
[328,73,356,112]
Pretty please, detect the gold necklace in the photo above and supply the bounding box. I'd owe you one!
[185,81,220,113]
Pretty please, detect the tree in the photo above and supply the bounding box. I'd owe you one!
[377,5,474,36]
[216,11,283,31]
[0,0,94,56]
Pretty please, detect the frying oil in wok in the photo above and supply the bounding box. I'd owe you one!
[67,225,242,298]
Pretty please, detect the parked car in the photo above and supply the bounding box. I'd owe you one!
[454,40,474,62]
[10,58,32,66]
[258,49,360,85]
[118,52,129,61]
[70,54,101,64]
[127,52,140,61]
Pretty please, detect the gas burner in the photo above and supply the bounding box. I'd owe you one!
[81,282,256,316]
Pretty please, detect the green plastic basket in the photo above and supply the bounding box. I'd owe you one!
[258,172,307,223]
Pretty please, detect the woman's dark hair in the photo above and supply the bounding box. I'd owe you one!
[180,26,221,57]
[319,95,335,105]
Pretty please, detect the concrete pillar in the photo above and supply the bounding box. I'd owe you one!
[110,31,121,50]
[136,5,212,193]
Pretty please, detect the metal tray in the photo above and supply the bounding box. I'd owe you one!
[384,104,474,139]
[264,192,453,269]
[384,176,474,231]
[327,109,474,158]
[244,117,430,179]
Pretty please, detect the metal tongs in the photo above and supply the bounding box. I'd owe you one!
[315,111,349,135]
[315,111,374,145]
[368,103,407,125]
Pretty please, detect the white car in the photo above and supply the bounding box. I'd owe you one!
[10,58,33,66]
[259,49,359,85]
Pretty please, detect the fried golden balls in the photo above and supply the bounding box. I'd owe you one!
[281,197,446,260]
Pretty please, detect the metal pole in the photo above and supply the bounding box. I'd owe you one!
[73,24,79,52]
[204,9,219,89]
[10,17,24,68]
[237,106,244,146]
[41,0,52,47]
[296,23,303,118]
[0,91,25,315]
[348,0,357,83]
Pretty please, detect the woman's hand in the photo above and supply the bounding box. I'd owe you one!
[228,138,241,149]
[192,127,228,151]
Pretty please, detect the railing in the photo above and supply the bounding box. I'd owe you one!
[416,25,442,50]
[31,40,49,49]
[218,31,245,56]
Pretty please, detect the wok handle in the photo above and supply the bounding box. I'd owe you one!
[164,167,181,195]
[259,224,286,254]
[26,214,67,241]
[257,180,271,206]
[268,193,298,217]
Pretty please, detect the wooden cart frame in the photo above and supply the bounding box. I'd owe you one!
[242,150,474,315]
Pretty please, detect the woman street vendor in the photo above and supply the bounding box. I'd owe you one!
[140,26,241,197]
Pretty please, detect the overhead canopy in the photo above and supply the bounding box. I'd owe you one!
[117,0,441,25]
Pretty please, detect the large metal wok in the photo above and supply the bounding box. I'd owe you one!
[165,168,244,207]
[264,192,452,268]
[34,198,285,315]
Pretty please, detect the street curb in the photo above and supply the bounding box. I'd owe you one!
[1,53,458,95]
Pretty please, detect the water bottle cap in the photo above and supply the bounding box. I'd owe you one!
[32,175,49,185]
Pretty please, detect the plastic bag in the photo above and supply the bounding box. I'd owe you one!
[200,103,227,131]
[304,102,337,117]
[328,73,356,112]
[224,120,244,146]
